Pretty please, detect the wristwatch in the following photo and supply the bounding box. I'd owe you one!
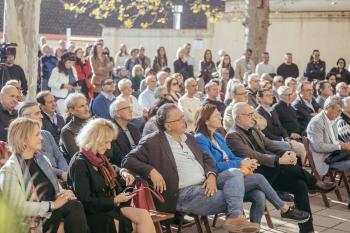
[48,201,55,212]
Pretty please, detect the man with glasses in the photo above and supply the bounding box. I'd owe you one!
[108,99,141,167]
[178,78,201,132]
[336,82,348,99]
[246,73,260,108]
[315,81,333,108]
[123,103,261,232]
[60,93,91,162]
[203,82,226,116]
[138,75,157,111]
[0,85,19,142]
[293,81,321,134]
[226,102,336,233]
[272,76,284,103]
[91,78,116,120]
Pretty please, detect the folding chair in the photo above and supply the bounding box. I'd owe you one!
[175,212,212,233]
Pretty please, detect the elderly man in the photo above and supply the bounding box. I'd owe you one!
[122,104,260,232]
[315,81,333,109]
[108,99,141,167]
[37,91,65,145]
[276,52,299,79]
[18,101,68,181]
[336,82,348,99]
[272,76,284,102]
[60,93,91,162]
[0,85,19,141]
[255,52,275,75]
[157,71,170,86]
[203,82,226,116]
[226,102,336,233]
[293,81,321,134]
[178,78,202,132]
[138,75,157,110]
[246,73,260,108]
[234,48,255,82]
[91,78,116,120]
[307,96,350,176]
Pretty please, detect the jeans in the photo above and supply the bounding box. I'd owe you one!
[176,168,245,216]
[330,159,350,172]
[244,173,285,223]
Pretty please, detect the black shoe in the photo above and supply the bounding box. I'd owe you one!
[281,206,310,223]
[277,191,294,202]
[309,181,336,194]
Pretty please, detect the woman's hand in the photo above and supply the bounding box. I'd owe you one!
[63,83,73,90]
[53,190,76,209]
[114,192,136,206]
[121,170,135,186]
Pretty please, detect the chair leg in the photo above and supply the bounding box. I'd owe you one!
[342,172,350,197]
[264,206,274,229]
[165,225,173,233]
[321,193,330,207]
[201,216,212,233]
[154,222,163,233]
[329,171,343,201]
[212,214,218,227]
[194,215,203,233]
[176,213,185,233]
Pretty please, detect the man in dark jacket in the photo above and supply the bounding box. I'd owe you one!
[37,91,65,145]
[246,74,260,108]
[108,99,141,167]
[276,53,299,79]
[0,85,18,142]
[292,81,321,134]
[122,104,260,232]
[304,50,326,81]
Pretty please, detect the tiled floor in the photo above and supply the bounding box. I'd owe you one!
[175,184,350,233]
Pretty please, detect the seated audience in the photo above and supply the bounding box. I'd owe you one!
[124,48,141,74]
[0,85,19,141]
[329,58,350,84]
[246,73,260,108]
[285,77,298,102]
[234,49,255,82]
[255,52,275,75]
[304,49,326,81]
[69,118,155,233]
[138,75,157,111]
[195,104,309,224]
[203,82,226,116]
[108,99,141,166]
[336,82,348,99]
[260,73,273,90]
[0,118,88,233]
[337,96,350,143]
[178,78,202,132]
[130,64,145,97]
[164,75,182,103]
[276,52,299,79]
[156,70,170,86]
[37,91,65,145]
[5,79,26,102]
[122,104,261,232]
[174,47,194,81]
[292,81,321,134]
[60,93,91,162]
[326,72,337,92]
[18,101,68,181]
[91,78,116,120]
[226,102,336,233]
[307,96,350,176]
[272,76,284,103]
[315,81,333,108]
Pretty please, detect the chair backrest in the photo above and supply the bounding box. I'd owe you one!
[302,136,321,179]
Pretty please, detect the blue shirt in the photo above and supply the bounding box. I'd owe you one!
[138,88,156,110]
[91,92,115,120]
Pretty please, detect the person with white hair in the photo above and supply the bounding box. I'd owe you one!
[138,75,157,110]
[156,70,170,86]
[0,85,19,141]
[336,81,348,99]
[40,43,58,91]
[246,73,260,108]
[173,47,194,80]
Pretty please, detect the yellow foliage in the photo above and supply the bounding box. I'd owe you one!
[140,22,149,28]
[123,19,134,28]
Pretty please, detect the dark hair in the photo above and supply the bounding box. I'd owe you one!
[100,77,113,86]
[18,101,39,117]
[194,104,217,139]
[74,47,84,68]
[161,66,171,73]
[92,42,103,59]
[246,48,253,53]
[220,54,232,69]
[256,88,271,98]
[309,49,320,61]
[337,57,346,68]
[316,80,330,95]
[156,103,178,131]
[326,72,336,80]
[157,46,168,63]
[36,91,52,105]
[148,97,173,119]
[203,49,212,62]
[164,76,178,93]
[58,52,75,75]
[262,51,269,56]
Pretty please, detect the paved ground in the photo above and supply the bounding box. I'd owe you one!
[173,181,350,233]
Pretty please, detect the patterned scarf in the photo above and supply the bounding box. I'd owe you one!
[80,148,117,196]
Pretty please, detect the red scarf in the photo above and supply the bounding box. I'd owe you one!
[80,148,117,196]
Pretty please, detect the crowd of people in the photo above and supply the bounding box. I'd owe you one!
[1,36,350,233]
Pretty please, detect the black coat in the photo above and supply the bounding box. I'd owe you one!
[69,153,132,233]
[41,111,65,146]
[256,105,289,141]
[304,60,326,81]
[122,131,216,213]
[292,96,321,134]
[329,67,350,84]
[199,60,216,84]
[273,100,301,135]
[108,121,141,167]
[173,59,194,80]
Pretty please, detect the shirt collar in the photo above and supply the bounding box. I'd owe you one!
[261,105,273,113]
[164,131,187,144]
[101,91,115,101]
[323,111,336,126]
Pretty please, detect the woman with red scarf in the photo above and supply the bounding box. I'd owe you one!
[69,118,155,233]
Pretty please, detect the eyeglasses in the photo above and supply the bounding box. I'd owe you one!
[172,82,179,86]
[103,81,115,86]
[117,106,131,112]
[236,92,248,96]
[239,112,255,118]
[165,115,184,123]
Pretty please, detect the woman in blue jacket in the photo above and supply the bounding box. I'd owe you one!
[194,104,309,224]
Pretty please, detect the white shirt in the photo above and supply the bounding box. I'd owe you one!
[178,94,202,132]
[138,88,155,110]
[164,132,205,189]
[116,95,143,118]
[256,62,275,75]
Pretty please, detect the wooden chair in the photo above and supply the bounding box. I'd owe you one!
[211,205,274,229]
[175,212,212,233]
[302,137,345,207]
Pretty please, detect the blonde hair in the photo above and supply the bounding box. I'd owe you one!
[76,118,118,153]
[7,118,40,154]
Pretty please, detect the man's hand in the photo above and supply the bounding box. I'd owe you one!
[202,174,217,197]
[149,169,166,193]
[279,151,297,165]
[250,159,259,171]
[341,143,350,151]
[290,133,301,140]
[121,170,135,186]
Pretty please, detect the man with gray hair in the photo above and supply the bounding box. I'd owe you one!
[108,99,141,166]
[178,78,201,132]
[138,75,157,110]
[0,85,19,141]
[246,73,260,108]
[307,96,350,178]
[336,82,348,99]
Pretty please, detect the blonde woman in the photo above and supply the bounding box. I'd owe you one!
[69,118,155,233]
[0,118,88,233]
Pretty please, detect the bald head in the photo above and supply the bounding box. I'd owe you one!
[0,85,19,112]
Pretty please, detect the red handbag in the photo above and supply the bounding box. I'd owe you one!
[131,180,165,211]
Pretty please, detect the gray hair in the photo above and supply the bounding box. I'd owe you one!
[336,82,347,94]
[285,77,297,86]
[154,86,167,98]
[248,73,260,82]
[225,81,244,100]
[131,64,144,77]
[64,93,86,110]
[296,81,311,95]
[342,96,350,107]
[184,77,196,88]
[118,79,132,92]
[145,75,156,84]
[231,102,250,121]
[277,86,291,97]
[109,99,128,119]
[18,101,39,117]
[324,95,343,109]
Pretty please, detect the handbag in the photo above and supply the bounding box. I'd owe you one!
[131,180,165,211]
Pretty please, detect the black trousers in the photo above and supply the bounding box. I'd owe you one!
[43,200,89,233]
[257,165,317,233]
